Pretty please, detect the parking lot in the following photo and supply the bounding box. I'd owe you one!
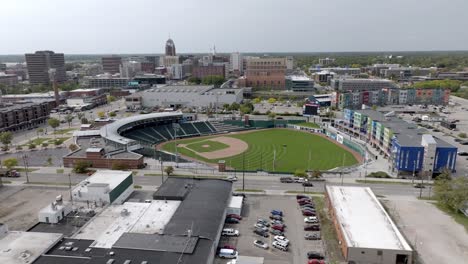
[215,195,325,264]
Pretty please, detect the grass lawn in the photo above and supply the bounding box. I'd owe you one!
[53,128,76,135]
[48,137,70,145]
[26,138,49,146]
[185,140,229,153]
[162,129,358,172]
[296,122,320,128]
[314,197,344,263]
[356,179,413,185]
[435,202,468,232]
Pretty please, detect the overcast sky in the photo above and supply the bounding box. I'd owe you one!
[1,0,467,54]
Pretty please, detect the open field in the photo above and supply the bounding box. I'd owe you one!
[162,129,359,172]
[185,140,230,153]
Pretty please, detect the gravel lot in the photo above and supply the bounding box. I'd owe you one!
[384,199,468,264]
[215,195,324,264]
[0,185,70,230]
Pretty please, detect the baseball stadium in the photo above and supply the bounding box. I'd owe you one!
[101,112,362,173]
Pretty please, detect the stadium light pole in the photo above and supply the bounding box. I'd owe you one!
[242,151,245,191]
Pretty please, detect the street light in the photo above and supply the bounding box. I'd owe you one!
[242,151,245,191]
[21,154,30,183]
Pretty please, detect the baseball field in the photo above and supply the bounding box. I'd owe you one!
[161,129,360,172]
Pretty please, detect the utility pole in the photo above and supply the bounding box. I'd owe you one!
[419,172,424,198]
[22,154,30,183]
[174,124,179,167]
[160,157,164,184]
[68,173,73,203]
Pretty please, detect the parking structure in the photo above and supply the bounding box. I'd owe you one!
[216,195,326,264]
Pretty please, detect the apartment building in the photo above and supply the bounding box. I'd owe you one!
[192,64,225,79]
[331,78,398,92]
[101,56,122,74]
[0,102,52,132]
[0,73,18,86]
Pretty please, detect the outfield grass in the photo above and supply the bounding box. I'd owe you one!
[54,128,76,135]
[296,122,320,128]
[163,129,358,172]
[185,140,229,153]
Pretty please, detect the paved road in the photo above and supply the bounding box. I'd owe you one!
[4,172,427,197]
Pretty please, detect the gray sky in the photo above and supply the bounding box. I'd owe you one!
[1,0,468,54]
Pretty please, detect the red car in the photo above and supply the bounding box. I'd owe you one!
[308,259,326,264]
[302,211,316,216]
[227,214,242,220]
[271,225,285,232]
[296,195,309,200]
[304,225,320,231]
[221,245,236,250]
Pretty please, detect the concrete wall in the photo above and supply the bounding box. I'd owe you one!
[63,156,144,169]
[347,247,412,264]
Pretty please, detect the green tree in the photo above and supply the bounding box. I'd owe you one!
[0,132,13,150]
[294,169,307,177]
[81,117,89,124]
[187,76,202,84]
[268,98,277,104]
[164,166,174,176]
[268,112,277,120]
[73,161,91,174]
[109,111,117,117]
[97,111,106,119]
[201,75,225,86]
[458,133,467,138]
[46,156,53,166]
[42,142,49,148]
[29,143,36,149]
[222,104,230,111]
[3,158,18,170]
[229,102,240,111]
[252,98,261,104]
[77,112,85,120]
[47,118,60,134]
[69,143,79,152]
[311,170,322,179]
[64,114,74,127]
[107,95,116,102]
[36,128,44,136]
[371,105,378,111]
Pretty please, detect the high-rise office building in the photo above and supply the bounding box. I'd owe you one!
[245,57,286,90]
[25,50,66,85]
[230,52,243,75]
[101,56,122,74]
[165,38,176,56]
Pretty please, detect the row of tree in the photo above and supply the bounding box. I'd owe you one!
[187,75,225,86]
[433,170,468,214]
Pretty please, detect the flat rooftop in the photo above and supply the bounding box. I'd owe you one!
[326,186,412,251]
[0,231,62,264]
[74,200,180,248]
[73,170,132,194]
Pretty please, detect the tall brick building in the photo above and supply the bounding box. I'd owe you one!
[25,51,66,85]
[245,57,286,90]
[192,64,225,79]
[101,56,122,74]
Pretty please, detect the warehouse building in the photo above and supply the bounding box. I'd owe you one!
[337,109,457,176]
[326,186,413,264]
[125,85,243,110]
[72,170,134,205]
[33,177,233,264]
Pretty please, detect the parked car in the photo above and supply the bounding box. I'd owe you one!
[225,218,239,224]
[296,195,310,200]
[302,207,316,213]
[270,229,284,236]
[297,197,312,202]
[272,225,285,232]
[458,151,468,156]
[270,220,284,226]
[253,229,269,237]
[271,210,283,216]
[293,177,306,183]
[221,228,239,237]
[298,200,313,206]
[227,214,242,220]
[274,235,290,245]
[304,233,321,240]
[304,225,320,231]
[301,205,315,210]
[257,219,270,227]
[0,169,20,178]
[302,211,316,216]
[308,259,326,264]
[307,251,325,260]
[227,176,238,182]
[280,177,294,183]
[218,249,238,259]
[302,182,314,187]
[304,216,319,223]
[270,215,283,220]
[253,240,269,249]
[272,241,288,251]
[220,245,236,250]
[254,224,268,232]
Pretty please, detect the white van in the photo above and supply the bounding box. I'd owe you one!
[221,228,239,237]
[272,241,288,251]
[218,248,238,259]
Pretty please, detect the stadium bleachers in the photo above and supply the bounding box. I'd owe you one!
[209,120,245,132]
[121,121,222,145]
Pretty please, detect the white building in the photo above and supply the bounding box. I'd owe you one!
[285,56,294,72]
[120,60,142,78]
[421,134,437,175]
[38,198,72,224]
[170,64,183,80]
[326,186,413,264]
[72,170,134,205]
[130,85,244,110]
[230,52,243,74]
[0,224,63,264]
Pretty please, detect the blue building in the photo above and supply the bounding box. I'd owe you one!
[336,109,457,177]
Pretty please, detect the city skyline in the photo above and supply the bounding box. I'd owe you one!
[2,0,468,54]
